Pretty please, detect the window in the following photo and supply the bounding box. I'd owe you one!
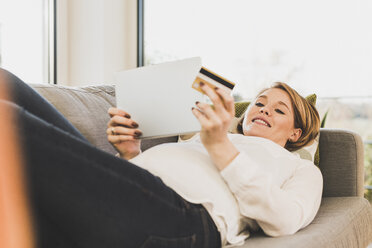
[0,0,55,84]
[141,0,372,200]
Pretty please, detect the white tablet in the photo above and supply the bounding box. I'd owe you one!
[115,57,204,139]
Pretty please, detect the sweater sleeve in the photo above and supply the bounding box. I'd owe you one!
[220,152,323,237]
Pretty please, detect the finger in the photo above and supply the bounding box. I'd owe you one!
[192,107,210,126]
[195,101,219,121]
[200,83,225,113]
[107,127,114,135]
[108,107,131,118]
[108,115,139,128]
[106,126,142,137]
[112,126,142,137]
[214,88,235,116]
[107,134,137,144]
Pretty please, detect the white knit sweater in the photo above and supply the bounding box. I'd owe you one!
[130,133,323,247]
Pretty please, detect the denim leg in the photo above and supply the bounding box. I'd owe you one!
[0,68,87,141]
[4,101,221,248]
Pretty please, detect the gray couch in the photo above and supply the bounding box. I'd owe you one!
[31,83,372,248]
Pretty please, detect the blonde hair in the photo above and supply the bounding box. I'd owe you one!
[237,82,320,151]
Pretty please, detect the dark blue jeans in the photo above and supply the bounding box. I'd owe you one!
[0,69,221,248]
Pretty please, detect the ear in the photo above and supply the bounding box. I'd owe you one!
[289,128,302,143]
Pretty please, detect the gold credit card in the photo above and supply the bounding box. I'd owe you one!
[192,67,235,94]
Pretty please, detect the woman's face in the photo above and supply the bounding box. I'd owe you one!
[243,88,302,147]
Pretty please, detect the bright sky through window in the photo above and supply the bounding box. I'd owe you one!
[144,0,372,99]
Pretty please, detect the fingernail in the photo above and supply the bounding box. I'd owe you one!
[195,101,200,105]
[199,82,204,86]
[132,122,139,128]
[214,87,219,90]
[125,114,131,118]
[134,131,142,136]
[192,107,195,110]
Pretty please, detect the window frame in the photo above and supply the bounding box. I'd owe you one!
[137,0,144,67]
[45,0,57,84]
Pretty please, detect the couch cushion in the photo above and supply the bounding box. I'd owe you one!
[240,197,372,248]
[31,84,117,155]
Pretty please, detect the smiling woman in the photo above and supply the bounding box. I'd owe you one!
[243,88,302,149]
[238,82,320,151]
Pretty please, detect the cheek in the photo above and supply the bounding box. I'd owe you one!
[277,117,289,127]
[275,116,295,134]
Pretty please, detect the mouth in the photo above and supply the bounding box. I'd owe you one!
[251,118,271,127]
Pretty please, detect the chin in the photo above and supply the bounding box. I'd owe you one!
[243,127,268,139]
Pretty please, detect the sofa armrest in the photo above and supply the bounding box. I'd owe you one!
[319,128,364,197]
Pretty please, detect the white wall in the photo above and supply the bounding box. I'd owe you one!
[57,0,137,86]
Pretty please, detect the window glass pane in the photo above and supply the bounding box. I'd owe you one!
[0,0,47,83]
[144,0,372,99]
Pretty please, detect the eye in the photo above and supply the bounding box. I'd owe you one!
[255,102,264,107]
[275,109,285,114]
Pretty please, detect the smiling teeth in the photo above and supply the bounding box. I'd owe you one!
[254,119,269,126]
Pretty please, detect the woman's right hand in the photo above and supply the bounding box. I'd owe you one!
[107,107,142,160]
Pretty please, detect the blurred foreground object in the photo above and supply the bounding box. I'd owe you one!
[0,71,34,248]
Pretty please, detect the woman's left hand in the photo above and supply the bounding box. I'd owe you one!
[192,83,239,170]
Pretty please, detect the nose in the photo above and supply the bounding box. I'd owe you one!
[260,107,270,116]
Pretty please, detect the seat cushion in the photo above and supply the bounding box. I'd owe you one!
[240,197,372,248]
